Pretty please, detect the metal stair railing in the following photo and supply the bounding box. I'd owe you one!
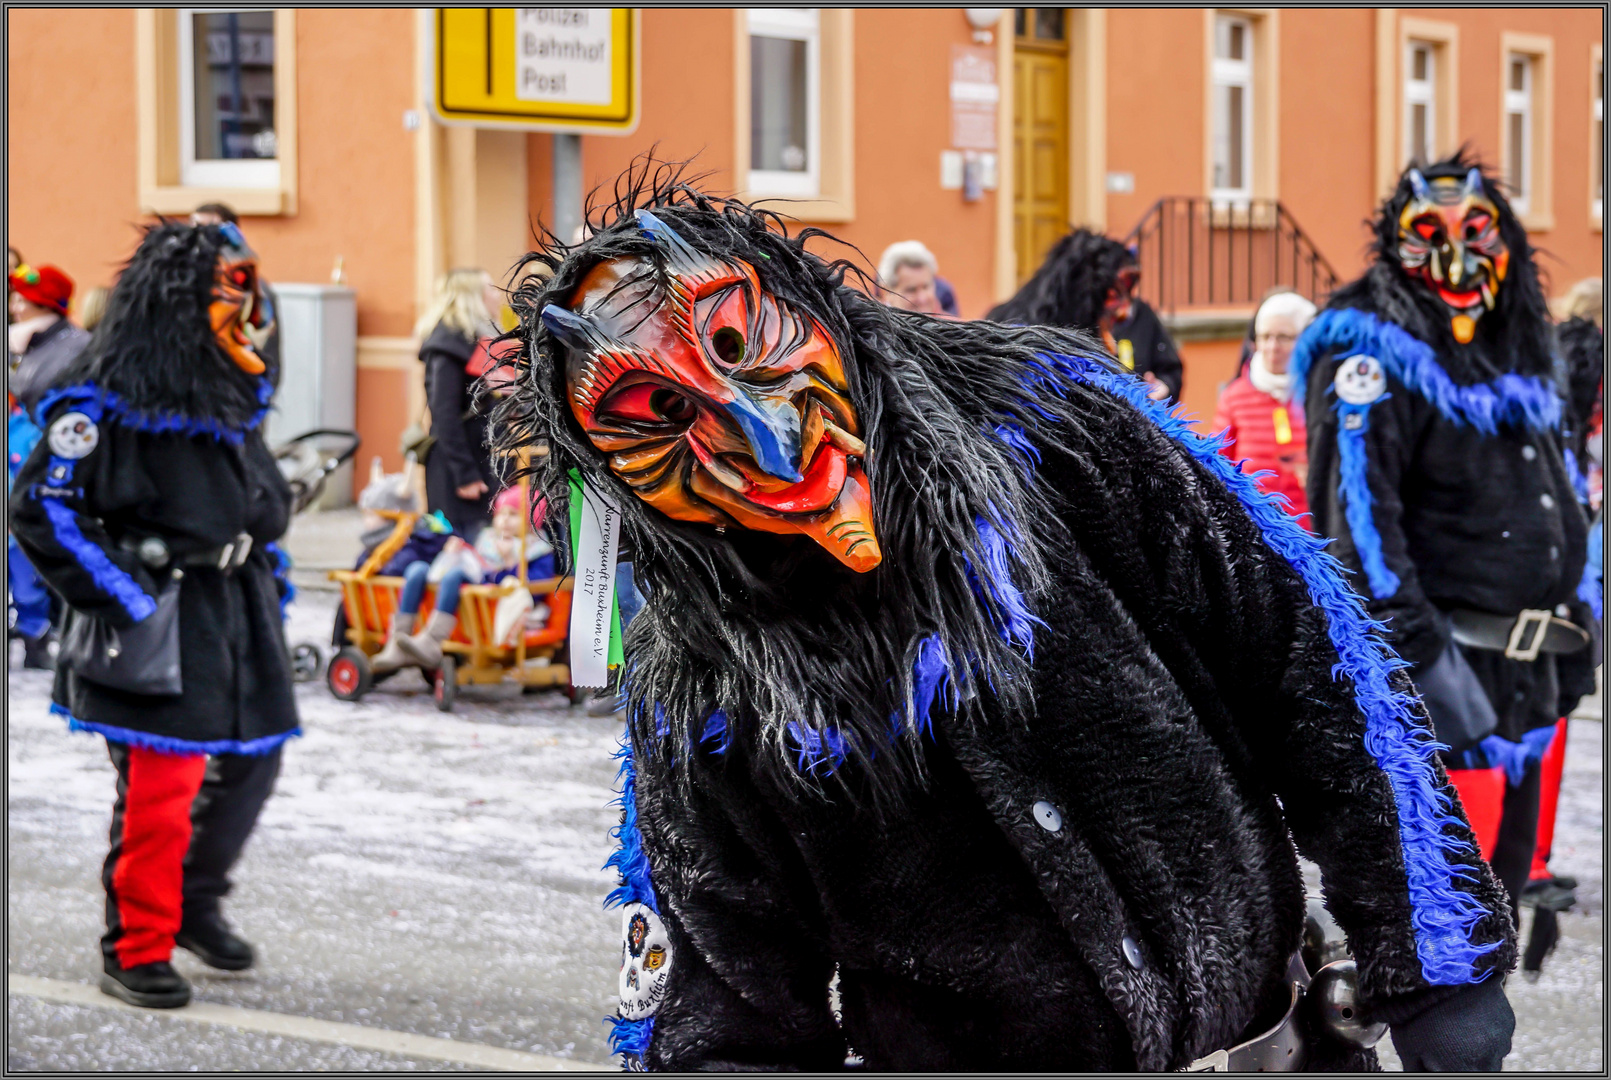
[1121,197,1340,317]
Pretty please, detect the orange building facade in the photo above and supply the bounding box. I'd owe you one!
[8,8,1603,476]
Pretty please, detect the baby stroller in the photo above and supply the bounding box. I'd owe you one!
[271,428,361,681]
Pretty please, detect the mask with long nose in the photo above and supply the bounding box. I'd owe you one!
[546,211,881,572]
[1396,168,1510,344]
[209,223,274,375]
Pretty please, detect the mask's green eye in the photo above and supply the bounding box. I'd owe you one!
[712,326,746,366]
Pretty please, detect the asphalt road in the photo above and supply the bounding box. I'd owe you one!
[7,587,1603,1070]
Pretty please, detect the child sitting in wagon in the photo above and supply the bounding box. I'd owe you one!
[372,484,556,673]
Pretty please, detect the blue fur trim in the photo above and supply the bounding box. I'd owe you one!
[605,1015,655,1063]
[1563,447,1591,506]
[34,379,273,445]
[1291,308,1560,433]
[966,514,1043,657]
[1459,726,1558,786]
[1581,520,1603,620]
[264,541,295,620]
[991,422,1041,476]
[907,634,956,742]
[602,723,662,1064]
[603,730,661,913]
[699,709,731,754]
[54,703,298,756]
[1334,403,1402,600]
[786,721,851,775]
[1035,352,1500,986]
[40,497,157,622]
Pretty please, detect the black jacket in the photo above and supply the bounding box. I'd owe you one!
[1110,299,1183,402]
[623,359,1514,1071]
[9,384,299,754]
[421,321,496,537]
[1296,306,1593,741]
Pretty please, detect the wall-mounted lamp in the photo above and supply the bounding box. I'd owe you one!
[964,8,1004,44]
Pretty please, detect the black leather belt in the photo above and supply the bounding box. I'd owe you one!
[120,533,254,574]
[1449,608,1590,662]
[1184,981,1306,1071]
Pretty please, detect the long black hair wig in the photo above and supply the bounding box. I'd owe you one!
[58,223,266,427]
[985,227,1136,331]
[493,160,1112,799]
[1327,147,1553,381]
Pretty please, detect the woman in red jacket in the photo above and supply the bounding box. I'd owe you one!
[1210,290,1317,519]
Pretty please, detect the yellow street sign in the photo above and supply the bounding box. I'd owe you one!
[431,8,639,133]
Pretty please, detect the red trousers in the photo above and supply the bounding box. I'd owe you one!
[103,745,208,967]
[101,741,282,968]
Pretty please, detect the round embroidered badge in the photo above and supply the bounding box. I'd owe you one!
[47,412,99,459]
[1333,355,1386,406]
[619,903,673,1021]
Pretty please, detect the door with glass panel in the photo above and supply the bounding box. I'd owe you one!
[1013,9,1069,286]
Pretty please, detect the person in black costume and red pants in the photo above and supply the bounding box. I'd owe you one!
[10,222,299,1008]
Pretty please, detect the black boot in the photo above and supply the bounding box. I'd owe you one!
[175,909,255,971]
[100,960,191,1008]
[21,632,54,671]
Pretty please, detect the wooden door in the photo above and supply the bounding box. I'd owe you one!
[1013,9,1069,285]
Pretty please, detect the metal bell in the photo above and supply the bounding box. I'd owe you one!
[1308,960,1387,1049]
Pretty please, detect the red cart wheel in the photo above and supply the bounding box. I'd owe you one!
[327,647,372,702]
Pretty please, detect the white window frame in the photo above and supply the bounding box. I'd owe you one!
[1404,40,1436,165]
[1210,14,1253,204]
[1504,52,1533,216]
[1595,55,1603,223]
[178,7,281,189]
[746,8,820,199]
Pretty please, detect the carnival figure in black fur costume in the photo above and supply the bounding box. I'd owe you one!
[10,222,297,1009]
[1294,152,1599,975]
[988,227,1183,402]
[497,162,1518,1071]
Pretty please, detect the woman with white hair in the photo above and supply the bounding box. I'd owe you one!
[877,241,957,316]
[1209,289,1318,518]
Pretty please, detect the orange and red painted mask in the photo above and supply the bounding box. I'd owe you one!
[209,223,274,375]
[544,210,880,572]
[1396,168,1510,345]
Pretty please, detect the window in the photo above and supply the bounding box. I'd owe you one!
[1211,15,1253,200]
[179,9,280,189]
[1504,53,1533,215]
[137,9,297,215]
[1595,50,1603,225]
[748,9,819,198]
[1404,41,1436,165]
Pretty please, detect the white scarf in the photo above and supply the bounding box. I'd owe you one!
[1248,351,1293,402]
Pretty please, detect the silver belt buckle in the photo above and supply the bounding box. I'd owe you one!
[1184,1049,1230,1072]
[216,533,253,572]
[1505,609,1551,661]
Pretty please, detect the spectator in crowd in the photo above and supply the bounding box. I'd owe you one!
[988,229,1182,401]
[1555,277,1603,508]
[1210,290,1317,519]
[9,263,90,413]
[877,241,953,316]
[415,269,503,541]
[79,286,110,332]
[374,485,555,673]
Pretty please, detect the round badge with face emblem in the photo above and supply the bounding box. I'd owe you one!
[1333,355,1386,406]
[618,903,673,1021]
[47,412,99,459]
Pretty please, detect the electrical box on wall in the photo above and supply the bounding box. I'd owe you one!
[267,284,357,508]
